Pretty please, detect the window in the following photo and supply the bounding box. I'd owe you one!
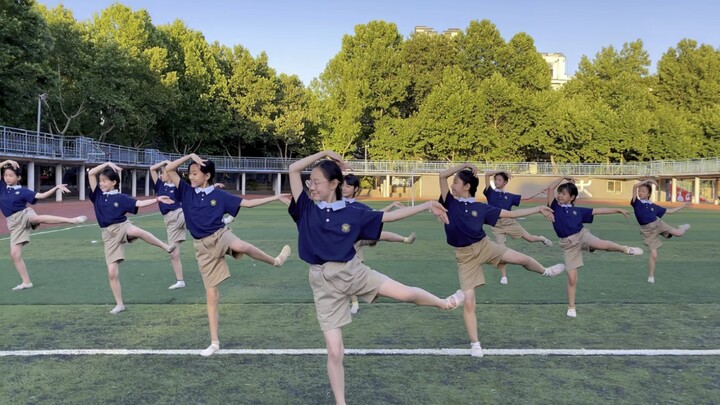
[607,180,622,194]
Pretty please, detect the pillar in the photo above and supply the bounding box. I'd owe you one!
[385,175,391,198]
[275,173,282,195]
[27,162,35,191]
[145,169,150,196]
[671,178,677,203]
[79,165,86,201]
[55,164,63,202]
[693,177,700,204]
[241,173,246,195]
[131,169,137,197]
[236,173,241,191]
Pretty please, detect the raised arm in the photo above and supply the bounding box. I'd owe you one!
[545,177,573,206]
[240,194,288,208]
[165,154,204,187]
[439,163,478,203]
[382,200,448,224]
[35,184,71,200]
[136,195,174,208]
[380,201,405,212]
[149,160,171,184]
[0,159,19,170]
[500,205,554,222]
[87,162,122,192]
[666,202,690,214]
[288,151,348,201]
[592,207,630,218]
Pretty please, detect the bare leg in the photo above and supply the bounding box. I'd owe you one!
[377,277,454,309]
[323,328,346,405]
[169,245,184,281]
[566,268,578,314]
[206,286,220,343]
[499,249,546,274]
[107,262,123,308]
[10,244,31,284]
[495,236,509,282]
[462,288,479,343]
[520,231,551,245]
[648,248,658,281]
[126,225,171,251]
[228,238,290,267]
[588,239,631,254]
[29,214,85,225]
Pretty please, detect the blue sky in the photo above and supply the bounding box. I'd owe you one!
[38,0,719,85]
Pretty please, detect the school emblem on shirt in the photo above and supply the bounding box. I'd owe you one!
[504,196,508,200]
[573,210,577,215]
[471,210,478,217]
[113,202,119,207]
[341,223,351,233]
[210,199,217,206]
[15,191,19,195]
[651,207,654,211]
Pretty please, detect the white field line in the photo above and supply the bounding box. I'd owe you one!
[0,213,160,241]
[1,348,719,357]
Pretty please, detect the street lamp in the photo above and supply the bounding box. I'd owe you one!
[36,93,48,153]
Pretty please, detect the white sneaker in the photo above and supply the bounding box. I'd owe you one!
[166,243,178,254]
[445,290,465,310]
[274,245,291,267]
[11,282,33,291]
[403,232,416,244]
[626,247,644,256]
[541,236,553,247]
[471,342,483,358]
[73,215,88,224]
[543,263,566,277]
[223,216,235,225]
[500,277,508,285]
[567,308,577,318]
[648,276,655,284]
[679,224,691,231]
[168,280,185,290]
[109,305,125,315]
[350,302,359,315]
[201,343,220,357]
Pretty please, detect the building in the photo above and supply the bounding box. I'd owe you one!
[541,52,570,89]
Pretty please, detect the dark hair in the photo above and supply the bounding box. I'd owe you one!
[638,182,652,194]
[189,160,215,184]
[99,167,120,189]
[456,169,479,197]
[343,174,361,197]
[557,182,578,204]
[314,160,343,200]
[494,172,509,182]
[2,165,21,178]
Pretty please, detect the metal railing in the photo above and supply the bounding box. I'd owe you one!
[2,124,720,177]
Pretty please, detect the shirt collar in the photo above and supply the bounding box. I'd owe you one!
[342,197,356,204]
[164,182,176,188]
[559,203,573,208]
[195,185,215,194]
[6,185,21,190]
[457,197,475,203]
[317,200,346,211]
[639,199,652,204]
[103,189,119,196]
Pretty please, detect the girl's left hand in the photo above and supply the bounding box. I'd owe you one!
[158,196,175,204]
[428,201,449,224]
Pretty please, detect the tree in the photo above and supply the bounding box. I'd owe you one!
[0,0,54,128]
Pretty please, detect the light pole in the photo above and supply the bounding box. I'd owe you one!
[36,93,48,153]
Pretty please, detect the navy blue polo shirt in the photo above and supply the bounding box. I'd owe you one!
[89,187,139,228]
[176,181,241,239]
[631,199,666,225]
[483,187,521,211]
[151,178,182,215]
[289,192,383,265]
[549,199,594,238]
[439,192,502,248]
[0,181,37,217]
[344,199,372,211]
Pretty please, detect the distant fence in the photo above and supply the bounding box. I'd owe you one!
[2,125,720,176]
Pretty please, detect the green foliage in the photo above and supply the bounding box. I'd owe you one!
[2,4,720,161]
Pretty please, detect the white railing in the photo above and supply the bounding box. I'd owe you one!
[2,125,720,176]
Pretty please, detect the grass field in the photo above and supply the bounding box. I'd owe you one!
[0,202,718,404]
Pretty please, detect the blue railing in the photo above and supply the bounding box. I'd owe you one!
[2,125,720,176]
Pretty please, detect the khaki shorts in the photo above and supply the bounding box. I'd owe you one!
[101,221,137,266]
[491,218,527,245]
[163,208,187,245]
[7,208,39,246]
[455,238,508,290]
[309,254,388,331]
[640,219,675,250]
[193,227,243,288]
[558,228,602,270]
